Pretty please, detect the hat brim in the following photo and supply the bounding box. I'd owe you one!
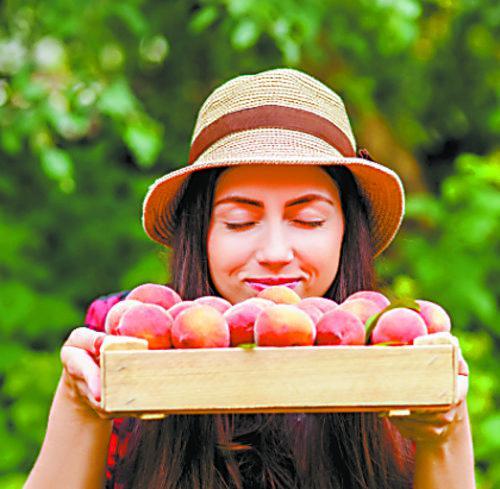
[142,157,404,257]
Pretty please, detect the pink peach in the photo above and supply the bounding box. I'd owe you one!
[104,299,142,335]
[315,309,365,346]
[299,297,338,313]
[117,302,173,349]
[171,305,230,348]
[345,290,390,310]
[167,300,196,320]
[194,296,232,314]
[337,298,384,325]
[371,308,428,345]
[416,300,451,334]
[127,283,182,310]
[296,303,323,325]
[254,304,315,346]
[224,299,270,346]
[257,286,301,305]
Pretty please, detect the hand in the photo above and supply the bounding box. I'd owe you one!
[384,332,469,447]
[59,327,113,420]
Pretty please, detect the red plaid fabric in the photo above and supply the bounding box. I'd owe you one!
[84,290,131,488]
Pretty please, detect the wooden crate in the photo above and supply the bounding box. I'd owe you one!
[100,336,458,418]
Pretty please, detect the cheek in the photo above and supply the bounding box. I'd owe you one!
[207,227,252,277]
[296,220,344,275]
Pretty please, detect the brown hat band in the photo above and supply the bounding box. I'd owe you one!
[188,105,356,164]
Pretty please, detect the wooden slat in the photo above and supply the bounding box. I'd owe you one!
[101,344,456,415]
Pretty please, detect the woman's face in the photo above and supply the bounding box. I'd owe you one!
[207,164,345,304]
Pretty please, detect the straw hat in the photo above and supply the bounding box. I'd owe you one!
[142,68,405,256]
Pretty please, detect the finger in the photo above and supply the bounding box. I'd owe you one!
[414,332,458,346]
[457,349,469,376]
[64,327,106,356]
[456,375,469,403]
[60,346,102,401]
[73,380,115,419]
[390,422,448,443]
[393,409,457,426]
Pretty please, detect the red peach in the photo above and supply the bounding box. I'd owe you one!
[257,285,301,305]
[416,300,451,334]
[345,290,390,310]
[224,299,270,346]
[171,305,230,348]
[117,302,173,349]
[193,296,232,314]
[315,309,365,346]
[371,308,428,345]
[104,299,142,335]
[127,283,182,310]
[167,300,196,320]
[337,298,384,325]
[254,304,316,346]
[299,297,338,313]
[296,303,323,325]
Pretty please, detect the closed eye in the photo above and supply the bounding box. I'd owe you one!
[293,220,325,228]
[224,222,255,230]
[224,220,325,230]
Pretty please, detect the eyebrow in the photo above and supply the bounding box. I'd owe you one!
[214,193,335,208]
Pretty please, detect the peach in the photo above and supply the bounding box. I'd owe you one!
[224,299,271,346]
[296,302,323,325]
[299,297,338,313]
[345,290,390,310]
[193,296,232,314]
[116,302,173,349]
[315,309,365,346]
[167,300,196,320]
[370,308,428,345]
[240,297,275,309]
[415,300,451,334]
[127,283,182,310]
[171,305,230,348]
[104,299,142,335]
[254,304,316,346]
[257,285,301,305]
[337,298,384,325]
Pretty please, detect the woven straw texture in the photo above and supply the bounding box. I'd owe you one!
[142,68,405,257]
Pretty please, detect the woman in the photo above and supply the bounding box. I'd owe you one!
[25,69,474,488]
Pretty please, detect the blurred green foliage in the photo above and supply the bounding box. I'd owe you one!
[0,0,498,487]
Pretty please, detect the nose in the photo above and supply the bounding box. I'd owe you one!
[255,221,294,268]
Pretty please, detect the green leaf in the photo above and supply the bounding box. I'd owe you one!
[389,298,420,311]
[189,6,219,33]
[39,147,75,192]
[231,20,260,50]
[40,147,73,180]
[237,343,256,350]
[97,79,136,118]
[124,118,163,168]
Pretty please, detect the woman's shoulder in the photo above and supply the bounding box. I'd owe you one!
[84,290,130,333]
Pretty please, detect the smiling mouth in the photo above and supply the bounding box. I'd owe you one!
[244,280,302,291]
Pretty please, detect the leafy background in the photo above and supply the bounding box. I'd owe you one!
[0,0,498,487]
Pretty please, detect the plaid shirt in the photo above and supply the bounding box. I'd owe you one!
[84,290,131,488]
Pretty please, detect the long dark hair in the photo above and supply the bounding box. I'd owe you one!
[114,165,415,488]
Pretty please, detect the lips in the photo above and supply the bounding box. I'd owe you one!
[244,278,302,291]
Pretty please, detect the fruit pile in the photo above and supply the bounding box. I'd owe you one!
[104,283,451,350]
